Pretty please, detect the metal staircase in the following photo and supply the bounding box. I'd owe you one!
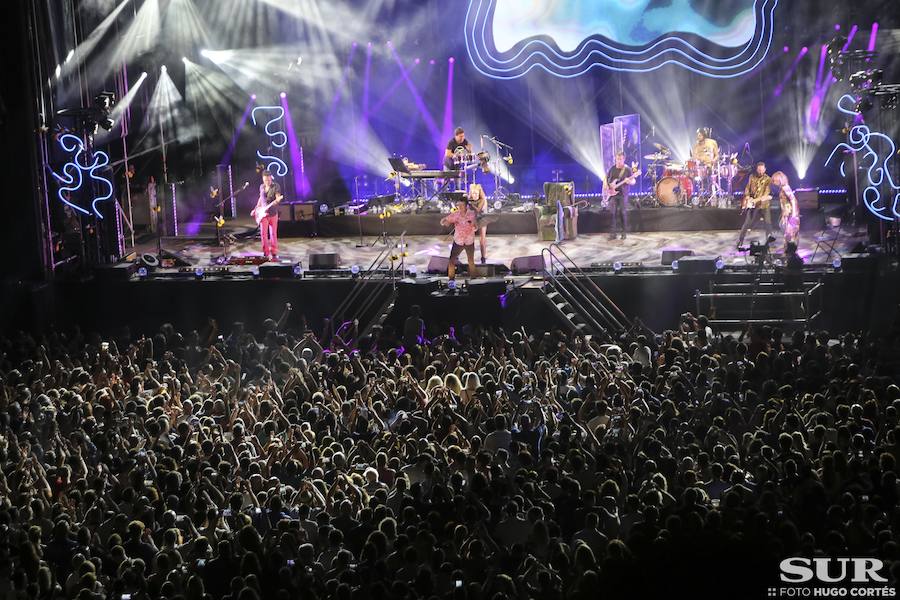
[540,243,629,337]
[695,271,823,329]
[330,233,405,343]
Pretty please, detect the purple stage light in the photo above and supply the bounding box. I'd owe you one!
[868,23,879,52]
[414,58,420,64]
[834,24,841,31]
[251,94,257,100]
[783,46,789,53]
[801,46,808,54]
[280,92,287,99]
[429,59,436,65]
[222,97,256,166]
[280,93,310,198]
[448,57,455,63]
[352,42,358,48]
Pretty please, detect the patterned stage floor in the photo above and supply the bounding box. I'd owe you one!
[145,227,867,271]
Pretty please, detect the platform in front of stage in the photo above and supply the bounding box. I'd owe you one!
[145,228,867,271]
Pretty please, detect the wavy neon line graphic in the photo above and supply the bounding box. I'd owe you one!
[252,106,289,177]
[465,0,778,79]
[825,95,900,222]
[50,134,115,219]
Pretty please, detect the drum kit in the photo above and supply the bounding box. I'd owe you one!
[644,143,744,208]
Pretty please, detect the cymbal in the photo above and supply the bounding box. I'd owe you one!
[653,143,671,152]
[644,153,669,161]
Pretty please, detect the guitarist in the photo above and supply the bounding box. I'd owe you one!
[737,161,773,249]
[256,170,284,260]
[605,152,637,240]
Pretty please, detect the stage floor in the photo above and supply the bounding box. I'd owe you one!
[144,227,867,271]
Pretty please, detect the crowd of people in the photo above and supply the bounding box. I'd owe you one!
[1,308,899,599]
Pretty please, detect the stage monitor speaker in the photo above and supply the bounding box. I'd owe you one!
[660,247,695,266]
[309,253,341,270]
[94,262,138,281]
[277,203,294,220]
[294,202,317,222]
[511,255,545,274]
[427,255,454,274]
[677,255,720,274]
[468,278,507,297]
[796,189,819,211]
[260,263,297,278]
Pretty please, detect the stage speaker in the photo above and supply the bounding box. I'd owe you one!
[309,253,341,270]
[277,203,294,220]
[468,278,507,297]
[796,189,819,211]
[660,247,694,266]
[511,255,545,274]
[260,263,297,278]
[677,255,721,274]
[427,255,454,274]
[93,262,138,281]
[293,202,317,222]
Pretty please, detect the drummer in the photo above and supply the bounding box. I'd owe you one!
[691,128,719,166]
[691,127,720,195]
[444,127,474,171]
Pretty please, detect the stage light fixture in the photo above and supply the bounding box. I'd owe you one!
[194,267,205,279]
[408,265,418,277]
[280,92,287,99]
[251,94,257,100]
[832,258,842,270]
[882,94,899,111]
[55,64,61,79]
[613,261,623,273]
[319,203,329,214]
[715,258,725,271]
[350,265,361,278]
[161,65,167,73]
[293,264,304,278]
[137,266,149,279]
[671,260,679,272]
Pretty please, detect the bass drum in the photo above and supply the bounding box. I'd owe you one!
[656,176,693,207]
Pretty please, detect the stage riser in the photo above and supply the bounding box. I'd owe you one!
[292,208,833,238]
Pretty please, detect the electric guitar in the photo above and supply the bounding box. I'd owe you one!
[603,162,641,207]
[251,191,284,225]
[741,194,772,210]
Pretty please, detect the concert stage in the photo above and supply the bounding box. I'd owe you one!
[152,226,867,273]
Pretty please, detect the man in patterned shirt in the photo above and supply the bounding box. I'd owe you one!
[440,196,479,280]
[737,161,773,249]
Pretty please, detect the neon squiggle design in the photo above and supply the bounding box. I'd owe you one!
[465,0,778,79]
[50,134,115,219]
[252,106,289,177]
[825,94,900,222]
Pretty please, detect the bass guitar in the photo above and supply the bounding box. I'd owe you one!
[603,162,641,208]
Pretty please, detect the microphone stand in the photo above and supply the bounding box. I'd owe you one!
[354,175,366,248]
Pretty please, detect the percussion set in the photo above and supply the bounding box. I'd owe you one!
[644,143,745,208]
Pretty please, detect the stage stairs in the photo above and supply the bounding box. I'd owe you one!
[694,271,824,329]
[330,235,405,344]
[540,243,630,338]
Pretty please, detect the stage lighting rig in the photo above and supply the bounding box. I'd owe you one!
[56,91,117,134]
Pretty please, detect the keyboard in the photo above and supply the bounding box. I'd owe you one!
[405,170,460,179]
